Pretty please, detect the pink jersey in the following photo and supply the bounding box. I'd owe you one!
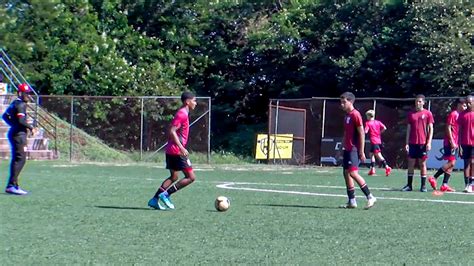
[443,110,459,146]
[165,107,190,155]
[407,109,434,145]
[458,110,474,146]
[365,120,386,145]
[343,109,363,151]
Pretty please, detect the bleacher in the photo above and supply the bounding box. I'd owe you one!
[0,49,58,160]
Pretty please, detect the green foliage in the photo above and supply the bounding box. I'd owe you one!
[1,1,473,156]
[401,2,474,96]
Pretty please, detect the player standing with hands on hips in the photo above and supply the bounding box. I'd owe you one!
[148,92,198,210]
[3,83,38,195]
[339,92,376,209]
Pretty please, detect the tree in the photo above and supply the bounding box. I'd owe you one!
[400,2,474,96]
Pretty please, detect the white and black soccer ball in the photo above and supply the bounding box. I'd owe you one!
[214,196,230,212]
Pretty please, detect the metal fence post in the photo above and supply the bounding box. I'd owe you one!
[69,96,74,162]
[208,97,211,164]
[321,99,326,139]
[267,100,271,163]
[320,99,326,167]
[273,100,280,164]
[140,97,144,161]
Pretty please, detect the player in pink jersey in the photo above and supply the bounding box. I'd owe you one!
[339,92,376,209]
[458,95,474,193]
[402,94,434,192]
[364,109,392,176]
[148,92,198,210]
[428,98,466,192]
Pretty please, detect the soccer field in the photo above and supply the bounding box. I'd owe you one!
[1,161,473,264]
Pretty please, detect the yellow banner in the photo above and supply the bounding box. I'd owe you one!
[255,134,293,159]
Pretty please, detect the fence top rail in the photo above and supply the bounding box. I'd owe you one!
[38,95,211,100]
[270,96,463,102]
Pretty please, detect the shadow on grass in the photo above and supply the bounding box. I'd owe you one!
[95,205,151,211]
[206,209,225,212]
[248,203,340,210]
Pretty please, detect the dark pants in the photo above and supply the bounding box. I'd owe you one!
[8,131,27,186]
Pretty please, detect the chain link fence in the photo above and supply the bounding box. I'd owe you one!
[269,97,459,169]
[39,95,211,162]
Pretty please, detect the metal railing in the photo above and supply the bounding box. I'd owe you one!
[0,48,58,155]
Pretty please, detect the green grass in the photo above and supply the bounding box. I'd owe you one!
[1,161,473,264]
[129,151,254,164]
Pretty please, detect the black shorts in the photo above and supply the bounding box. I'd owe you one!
[408,144,427,159]
[166,154,193,172]
[460,145,474,160]
[370,144,382,153]
[442,146,458,161]
[343,149,359,171]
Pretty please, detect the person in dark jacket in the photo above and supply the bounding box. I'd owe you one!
[3,83,37,195]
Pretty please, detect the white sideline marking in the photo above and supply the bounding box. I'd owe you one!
[215,182,474,205]
[51,164,79,168]
[208,181,473,196]
[194,168,215,171]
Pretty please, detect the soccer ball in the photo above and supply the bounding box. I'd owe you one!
[214,196,230,212]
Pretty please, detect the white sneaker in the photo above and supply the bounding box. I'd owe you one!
[466,185,473,193]
[339,201,357,209]
[5,186,28,195]
[364,197,377,210]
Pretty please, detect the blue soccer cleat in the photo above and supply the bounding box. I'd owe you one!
[148,197,165,210]
[159,191,175,209]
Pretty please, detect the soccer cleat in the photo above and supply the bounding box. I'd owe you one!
[420,186,427,192]
[148,197,165,210]
[159,192,175,209]
[401,185,412,192]
[428,176,437,190]
[385,166,392,177]
[5,185,28,195]
[368,168,376,176]
[440,184,455,192]
[364,197,377,210]
[463,185,470,193]
[339,202,357,209]
[466,185,473,193]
